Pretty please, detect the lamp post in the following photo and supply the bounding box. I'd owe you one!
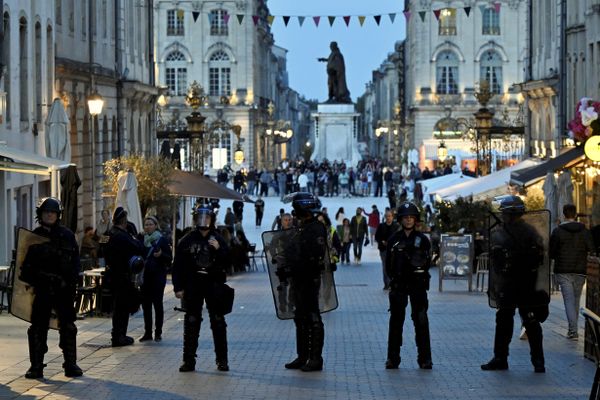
[185,82,208,174]
[87,89,104,225]
[262,101,294,168]
[375,101,411,165]
[437,140,448,163]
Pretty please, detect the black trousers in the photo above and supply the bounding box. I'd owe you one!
[141,269,167,334]
[291,277,324,360]
[493,306,544,363]
[387,286,431,362]
[111,280,133,340]
[256,211,264,226]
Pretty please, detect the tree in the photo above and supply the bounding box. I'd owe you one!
[103,155,174,217]
[434,197,492,233]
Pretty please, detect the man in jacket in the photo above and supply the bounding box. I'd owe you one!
[375,210,399,290]
[173,206,231,372]
[550,204,595,339]
[20,198,83,379]
[254,196,265,227]
[104,207,145,347]
[385,202,432,370]
[350,207,368,264]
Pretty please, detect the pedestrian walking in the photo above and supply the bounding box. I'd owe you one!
[255,196,265,227]
[365,205,381,246]
[385,202,433,370]
[19,198,83,378]
[350,207,368,264]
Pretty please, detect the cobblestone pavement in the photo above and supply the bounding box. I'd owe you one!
[0,195,595,399]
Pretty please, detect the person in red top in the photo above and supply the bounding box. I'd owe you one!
[364,205,381,247]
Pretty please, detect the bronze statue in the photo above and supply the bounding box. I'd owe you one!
[318,42,352,104]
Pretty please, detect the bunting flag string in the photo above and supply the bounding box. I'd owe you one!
[418,11,426,22]
[328,16,336,27]
[252,15,259,26]
[494,2,501,13]
[223,14,231,25]
[433,9,441,21]
[373,15,381,26]
[313,16,321,27]
[283,16,291,26]
[358,16,366,26]
[298,16,306,27]
[464,7,471,17]
[192,11,200,23]
[236,14,244,24]
[267,15,275,26]
[343,16,351,27]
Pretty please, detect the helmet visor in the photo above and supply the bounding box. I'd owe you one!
[195,213,211,228]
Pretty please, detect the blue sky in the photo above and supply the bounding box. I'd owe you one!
[268,0,407,102]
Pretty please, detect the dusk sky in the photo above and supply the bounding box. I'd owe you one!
[268,0,407,103]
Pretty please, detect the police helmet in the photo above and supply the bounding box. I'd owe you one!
[498,195,525,214]
[36,197,62,221]
[193,204,213,228]
[129,255,145,274]
[396,202,420,221]
[290,192,322,215]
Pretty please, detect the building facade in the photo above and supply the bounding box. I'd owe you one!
[405,0,528,171]
[154,0,306,172]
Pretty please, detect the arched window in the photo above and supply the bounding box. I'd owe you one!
[482,8,500,35]
[480,50,503,94]
[19,17,28,123]
[210,9,228,36]
[208,50,231,96]
[165,51,187,96]
[436,51,459,95]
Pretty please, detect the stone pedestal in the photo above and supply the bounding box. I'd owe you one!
[311,104,361,166]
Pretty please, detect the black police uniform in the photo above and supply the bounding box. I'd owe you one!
[483,217,546,372]
[172,228,230,371]
[20,224,82,378]
[104,225,145,346]
[283,216,328,372]
[385,227,432,369]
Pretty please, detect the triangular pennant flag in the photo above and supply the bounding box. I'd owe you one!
[343,16,351,26]
[298,16,306,26]
[402,11,410,22]
[237,14,244,24]
[433,9,441,20]
[223,14,230,25]
[358,16,366,26]
[283,16,291,26]
[252,15,260,26]
[207,12,214,24]
[192,11,200,23]
[328,16,336,26]
[390,13,397,23]
[494,2,501,13]
[464,6,471,17]
[177,9,184,19]
[374,15,381,25]
[418,11,426,22]
[479,5,487,15]
[313,16,321,27]
[267,15,275,26]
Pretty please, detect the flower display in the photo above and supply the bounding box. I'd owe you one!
[568,98,600,142]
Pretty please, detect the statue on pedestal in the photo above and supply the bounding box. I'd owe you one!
[318,42,352,104]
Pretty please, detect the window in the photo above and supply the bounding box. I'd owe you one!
[438,8,456,36]
[210,9,228,36]
[56,0,62,26]
[436,51,459,94]
[208,51,231,96]
[3,12,10,124]
[165,51,187,96]
[35,23,42,123]
[206,131,232,169]
[167,9,184,36]
[482,8,500,35]
[480,50,503,94]
[19,17,28,123]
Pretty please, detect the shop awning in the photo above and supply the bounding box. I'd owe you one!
[509,147,585,187]
[0,143,73,175]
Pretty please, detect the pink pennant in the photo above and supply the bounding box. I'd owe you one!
[313,16,321,27]
[343,16,351,26]
[403,11,411,21]
[494,2,501,13]
[433,9,441,20]
[252,15,260,26]
[223,14,230,24]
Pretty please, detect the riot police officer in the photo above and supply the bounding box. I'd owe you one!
[104,207,145,347]
[482,196,547,373]
[283,192,329,372]
[20,198,83,378]
[173,206,231,372]
[385,202,432,369]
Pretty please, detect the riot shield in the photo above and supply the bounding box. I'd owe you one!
[487,210,550,309]
[11,228,59,329]
[262,228,339,320]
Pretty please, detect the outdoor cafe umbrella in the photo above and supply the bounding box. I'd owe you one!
[167,169,245,201]
[60,165,81,232]
[115,170,144,231]
[557,170,574,223]
[45,98,70,161]
[542,172,558,230]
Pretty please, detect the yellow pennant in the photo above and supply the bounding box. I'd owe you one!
[358,16,366,26]
[267,15,275,26]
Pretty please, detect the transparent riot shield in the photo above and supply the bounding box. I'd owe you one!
[11,228,59,329]
[487,210,550,309]
[262,228,339,320]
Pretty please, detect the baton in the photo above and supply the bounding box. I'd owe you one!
[174,306,186,312]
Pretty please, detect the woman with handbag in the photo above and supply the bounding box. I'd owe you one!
[139,216,172,342]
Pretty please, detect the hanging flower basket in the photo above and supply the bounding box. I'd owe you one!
[567,98,600,142]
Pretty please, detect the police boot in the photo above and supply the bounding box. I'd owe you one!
[481,357,508,371]
[25,327,48,379]
[301,318,324,372]
[211,317,229,372]
[179,315,200,372]
[285,320,309,369]
[524,321,545,373]
[59,324,83,377]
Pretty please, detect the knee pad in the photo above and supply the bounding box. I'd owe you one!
[59,323,78,336]
[210,315,227,330]
[185,314,202,325]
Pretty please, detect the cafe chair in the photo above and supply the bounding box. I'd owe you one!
[0,262,15,315]
[248,243,266,272]
[475,252,489,292]
[581,307,600,400]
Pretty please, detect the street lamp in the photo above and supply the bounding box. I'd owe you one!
[437,140,448,163]
[375,101,410,165]
[87,89,104,226]
[262,101,294,168]
[185,81,208,174]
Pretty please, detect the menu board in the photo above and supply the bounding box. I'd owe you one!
[438,234,474,291]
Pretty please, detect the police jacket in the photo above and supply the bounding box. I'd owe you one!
[172,228,230,293]
[20,225,81,292]
[550,221,594,275]
[285,218,328,279]
[385,229,431,289]
[104,225,145,284]
[490,219,544,306]
[375,221,399,251]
